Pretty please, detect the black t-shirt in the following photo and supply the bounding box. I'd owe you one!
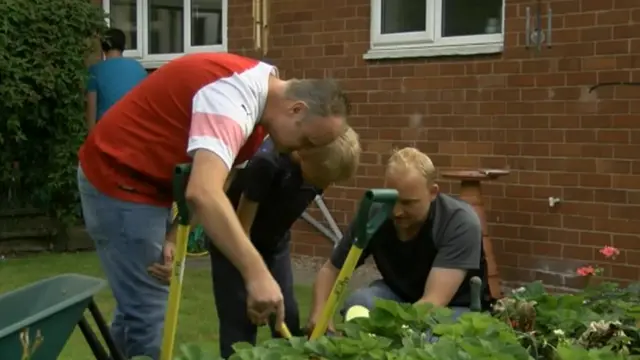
[226,150,323,253]
[330,193,487,308]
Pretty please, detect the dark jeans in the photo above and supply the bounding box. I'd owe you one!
[209,236,302,359]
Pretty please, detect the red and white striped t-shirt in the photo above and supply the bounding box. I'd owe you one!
[78,53,274,207]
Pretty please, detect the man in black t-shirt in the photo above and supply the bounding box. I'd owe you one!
[307,148,485,333]
[210,131,360,358]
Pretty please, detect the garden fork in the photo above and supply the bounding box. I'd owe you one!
[160,164,192,360]
[310,189,397,340]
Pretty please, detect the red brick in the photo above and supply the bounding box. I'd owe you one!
[226,0,640,289]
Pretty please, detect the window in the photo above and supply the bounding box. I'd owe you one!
[366,0,504,59]
[104,0,226,68]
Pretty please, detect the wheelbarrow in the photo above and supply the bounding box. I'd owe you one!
[0,273,125,360]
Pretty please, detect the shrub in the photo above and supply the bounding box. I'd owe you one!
[133,281,640,360]
[0,0,106,224]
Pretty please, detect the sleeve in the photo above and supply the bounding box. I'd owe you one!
[330,219,370,270]
[233,125,267,169]
[432,210,483,270]
[188,82,259,170]
[242,151,279,202]
[86,66,97,92]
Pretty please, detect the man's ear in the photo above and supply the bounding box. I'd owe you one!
[290,100,307,115]
[429,183,439,200]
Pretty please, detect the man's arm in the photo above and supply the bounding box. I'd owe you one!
[186,150,266,279]
[310,221,368,320]
[235,153,278,234]
[164,166,240,245]
[416,211,482,307]
[311,203,383,318]
[85,71,97,130]
[185,83,267,281]
[236,195,259,235]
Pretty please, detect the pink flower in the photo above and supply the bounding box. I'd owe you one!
[599,246,620,259]
[577,266,596,277]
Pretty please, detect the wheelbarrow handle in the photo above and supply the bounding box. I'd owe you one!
[173,164,192,226]
[353,189,398,248]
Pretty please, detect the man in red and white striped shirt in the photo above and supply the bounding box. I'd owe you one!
[77,53,349,359]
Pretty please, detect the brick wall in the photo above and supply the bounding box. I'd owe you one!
[229,0,640,290]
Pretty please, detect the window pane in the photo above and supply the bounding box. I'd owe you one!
[191,0,223,46]
[109,0,137,50]
[442,0,503,37]
[148,0,184,54]
[381,0,426,34]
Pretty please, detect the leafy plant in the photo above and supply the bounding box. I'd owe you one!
[134,280,640,360]
[0,0,106,225]
[501,281,640,359]
[577,246,620,277]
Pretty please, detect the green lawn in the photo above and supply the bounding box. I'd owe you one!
[0,252,313,359]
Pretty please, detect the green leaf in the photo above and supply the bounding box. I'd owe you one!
[177,343,204,360]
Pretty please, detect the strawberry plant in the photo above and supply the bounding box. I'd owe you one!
[133,282,640,360]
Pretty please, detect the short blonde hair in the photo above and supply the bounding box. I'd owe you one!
[299,127,361,185]
[386,147,436,184]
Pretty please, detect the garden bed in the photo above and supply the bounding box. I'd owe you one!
[139,280,640,360]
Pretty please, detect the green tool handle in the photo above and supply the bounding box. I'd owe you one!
[172,164,192,226]
[469,276,483,312]
[353,189,398,249]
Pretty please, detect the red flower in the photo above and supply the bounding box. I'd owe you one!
[599,246,620,259]
[576,266,596,277]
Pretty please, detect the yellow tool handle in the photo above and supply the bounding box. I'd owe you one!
[160,223,190,360]
[309,246,363,340]
[279,323,293,339]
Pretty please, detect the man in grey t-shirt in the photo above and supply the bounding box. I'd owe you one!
[306,148,486,332]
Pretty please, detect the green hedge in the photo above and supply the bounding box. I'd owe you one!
[0,0,106,224]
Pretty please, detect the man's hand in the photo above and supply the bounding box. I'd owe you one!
[245,271,285,326]
[305,312,336,336]
[306,261,340,335]
[148,241,176,284]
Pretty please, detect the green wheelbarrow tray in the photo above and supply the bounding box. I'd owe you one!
[0,273,124,360]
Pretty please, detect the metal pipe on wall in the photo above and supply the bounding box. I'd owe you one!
[314,196,342,239]
[252,0,269,55]
[301,212,339,245]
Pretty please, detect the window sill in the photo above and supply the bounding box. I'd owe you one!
[139,57,181,69]
[363,41,503,60]
[129,46,228,69]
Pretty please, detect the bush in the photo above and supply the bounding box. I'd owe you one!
[133,281,640,360]
[0,0,106,224]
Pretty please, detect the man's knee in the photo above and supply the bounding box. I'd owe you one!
[343,287,381,311]
[342,280,404,314]
[123,298,166,358]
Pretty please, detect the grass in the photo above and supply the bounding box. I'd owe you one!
[0,252,313,359]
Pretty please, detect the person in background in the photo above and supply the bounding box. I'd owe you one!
[85,28,147,130]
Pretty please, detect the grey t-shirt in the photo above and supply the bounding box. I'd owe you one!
[330,193,485,307]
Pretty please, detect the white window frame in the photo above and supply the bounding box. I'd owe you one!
[365,0,505,60]
[103,0,227,68]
